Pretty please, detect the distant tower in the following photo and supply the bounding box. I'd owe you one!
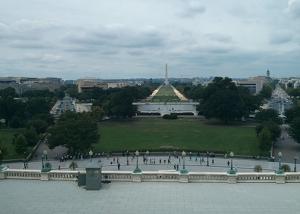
[267,69,270,78]
[164,64,169,85]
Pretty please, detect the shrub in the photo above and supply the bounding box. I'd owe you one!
[280,164,291,172]
[254,165,262,172]
[162,114,178,120]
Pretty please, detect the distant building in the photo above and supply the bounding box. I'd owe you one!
[76,79,132,93]
[133,65,199,116]
[0,77,63,94]
[235,76,267,94]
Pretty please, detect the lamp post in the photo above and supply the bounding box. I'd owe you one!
[277,152,283,174]
[230,152,234,171]
[41,154,45,169]
[182,151,186,170]
[43,150,48,161]
[133,150,141,173]
[89,150,93,162]
[206,151,209,166]
[180,151,188,174]
[0,149,2,168]
[146,150,150,163]
[294,156,298,172]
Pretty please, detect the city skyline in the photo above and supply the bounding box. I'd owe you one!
[0,0,300,79]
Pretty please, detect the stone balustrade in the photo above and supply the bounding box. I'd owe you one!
[1,169,300,184]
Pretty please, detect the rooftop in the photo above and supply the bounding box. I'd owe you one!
[1,180,300,214]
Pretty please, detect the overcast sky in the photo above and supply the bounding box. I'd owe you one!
[0,0,299,79]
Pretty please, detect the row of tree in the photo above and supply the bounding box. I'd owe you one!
[48,112,99,154]
[286,106,300,144]
[255,109,281,153]
[183,77,271,123]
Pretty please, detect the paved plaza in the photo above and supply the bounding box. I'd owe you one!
[5,155,298,172]
[1,180,300,214]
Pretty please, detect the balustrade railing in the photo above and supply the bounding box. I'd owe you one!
[2,169,300,184]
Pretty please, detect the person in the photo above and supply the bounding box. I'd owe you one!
[117,163,120,170]
[227,160,230,167]
[58,165,61,170]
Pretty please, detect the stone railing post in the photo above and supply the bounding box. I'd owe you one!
[179,173,189,183]
[132,172,142,182]
[275,173,286,184]
[40,172,49,181]
[227,174,237,184]
[0,171,5,180]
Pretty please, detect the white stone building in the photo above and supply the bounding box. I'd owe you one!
[133,65,199,116]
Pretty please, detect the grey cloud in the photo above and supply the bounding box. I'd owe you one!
[288,0,300,18]
[178,0,206,18]
[0,20,62,50]
[64,26,166,53]
[270,33,293,44]
[205,33,233,43]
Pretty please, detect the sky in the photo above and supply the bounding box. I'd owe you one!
[0,0,299,80]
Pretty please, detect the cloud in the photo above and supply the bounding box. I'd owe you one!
[205,33,233,43]
[64,25,166,53]
[24,53,63,63]
[288,0,300,18]
[0,19,62,49]
[178,0,206,18]
[270,32,293,44]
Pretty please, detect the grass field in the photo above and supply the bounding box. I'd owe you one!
[95,118,263,156]
[150,85,180,102]
[0,129,24,159]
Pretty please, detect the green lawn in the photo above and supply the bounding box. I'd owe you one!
[0,129,24,159]
[150,85,180,102]
[95,118,262,156]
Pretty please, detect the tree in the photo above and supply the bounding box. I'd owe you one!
[48,112,99,153]
[285,107,300,123]
[23,127,39,146]
[0,87,17,98]
[202,89,245,123]
[0,142,6,162]
[256,121,281,141]
[106,90,136,118]
[200,77,259,123]
[289,117,300,143]
[9,116,23,128]
[27,119,49,134]
[255,109,281,124]
[89,106,105,122]
[258,127,272,152]
[14,134,27,155]
[259,84,273,99]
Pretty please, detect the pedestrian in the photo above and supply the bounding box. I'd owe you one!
[118,163,120,170]
[58,165,61,170]
[227,160,230,167]
[212,159,214,164]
